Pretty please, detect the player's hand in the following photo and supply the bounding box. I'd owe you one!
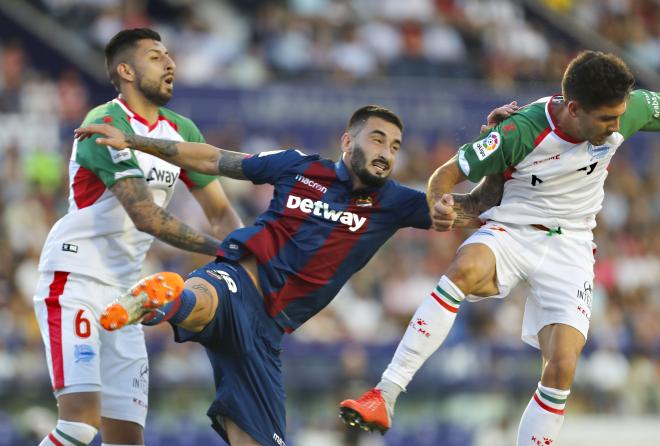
[480,101,518,133]
[74,124,129,149]
[430,194,456,232]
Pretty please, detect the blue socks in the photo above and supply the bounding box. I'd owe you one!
[142,288,197,325]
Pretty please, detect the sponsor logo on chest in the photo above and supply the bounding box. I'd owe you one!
[146,167,179,187]
[587,143,611,161]
[295,174,328,194]
[286,194,366,232]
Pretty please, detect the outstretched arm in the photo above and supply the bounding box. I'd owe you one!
[190,179,244,240]
[110,177,223,256]
[75,124,249,179]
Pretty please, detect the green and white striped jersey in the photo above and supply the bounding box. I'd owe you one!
[39,98,216,288]
[457,89,660,236]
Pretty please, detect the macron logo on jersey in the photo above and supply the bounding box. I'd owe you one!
[286,195,366,232]
[295,174,328,194]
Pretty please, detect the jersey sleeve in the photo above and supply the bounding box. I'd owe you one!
[619,90,660,140]
[456,114,536,183]
[75,114,143,188]
[242,149,320,185]
[394,185,431,229]
[176,118,217,190]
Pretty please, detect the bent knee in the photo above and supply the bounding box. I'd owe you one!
[57,392,102,428]
[446,244,497,295]
[181,277,219,332]
[543,355,578,389]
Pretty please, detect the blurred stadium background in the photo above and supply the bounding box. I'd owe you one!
[0,0,659,445]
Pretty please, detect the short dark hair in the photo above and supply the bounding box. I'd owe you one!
[105,28,161,91]
[347,105,404,135]
[562,51,635,110]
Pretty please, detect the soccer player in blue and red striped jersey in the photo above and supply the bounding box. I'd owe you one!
[75,104,513,446]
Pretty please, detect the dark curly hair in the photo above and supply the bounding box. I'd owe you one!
[105,28,161,91]
[347,105,403,135]
[562,51,635,110]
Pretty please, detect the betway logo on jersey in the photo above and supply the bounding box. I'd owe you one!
[286,195,366,232]
[146,167,179,187]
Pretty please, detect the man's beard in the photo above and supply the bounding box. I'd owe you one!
[350,143,388,188]
[137,74,171,107]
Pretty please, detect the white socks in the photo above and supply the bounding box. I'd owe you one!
[379,275,464,408]
[39,420,97,446]
[517,382,570,446]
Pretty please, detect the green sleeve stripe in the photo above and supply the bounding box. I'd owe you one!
[620,90,660,139]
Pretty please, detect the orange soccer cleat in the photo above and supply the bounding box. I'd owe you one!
[339,388,391,435]
[100,272,184,331]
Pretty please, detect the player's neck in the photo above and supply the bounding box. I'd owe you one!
[118,91,160,126]
[341,158,366,190]
[552,101,582,140]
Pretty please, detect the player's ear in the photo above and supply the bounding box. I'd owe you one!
[567,100,580,117]
[117,62,135,83]
[341,132,353,154]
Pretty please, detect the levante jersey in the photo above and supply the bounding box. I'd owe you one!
[217,150,431,331]
[457,89,660,236]
[39,98,216,288]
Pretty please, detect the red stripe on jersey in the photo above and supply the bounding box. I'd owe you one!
[179,169,194,189]
[244,162,336,264]
[117,97,159,131]
[158,115,178,131]
[46,271,70,390]
[546,97,583,143]
[503,166,516,181]
[265,199,376,319]
[534,127,552,147]
[72,166,105,209]
[48,433,65,446]
[533,393,565,415]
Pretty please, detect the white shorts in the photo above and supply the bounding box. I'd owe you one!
[33,271,148,426]
[460,222,595,349]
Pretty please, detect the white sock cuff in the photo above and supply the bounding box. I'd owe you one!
[537,382,571,399]
[438,275,465,301]
[55,420,98,445]
[430,275,464,313]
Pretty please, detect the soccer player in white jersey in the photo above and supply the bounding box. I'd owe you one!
[33,28,242,446]
[341,51,660,444]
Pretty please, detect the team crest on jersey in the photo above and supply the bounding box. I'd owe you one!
[74,344,95,363]
[587,143,610,161]
[472,131,501,161]
[354,196,373,207]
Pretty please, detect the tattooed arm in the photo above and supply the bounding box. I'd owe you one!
[427,155,503,231]
[451,174,504,228]
[75,124,248,179]
[110,177,222,256]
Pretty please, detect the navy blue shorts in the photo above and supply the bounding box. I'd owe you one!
[172,259,286,446]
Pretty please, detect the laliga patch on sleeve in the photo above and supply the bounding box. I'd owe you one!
[472,131,501,161]
[109,147,132,163]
